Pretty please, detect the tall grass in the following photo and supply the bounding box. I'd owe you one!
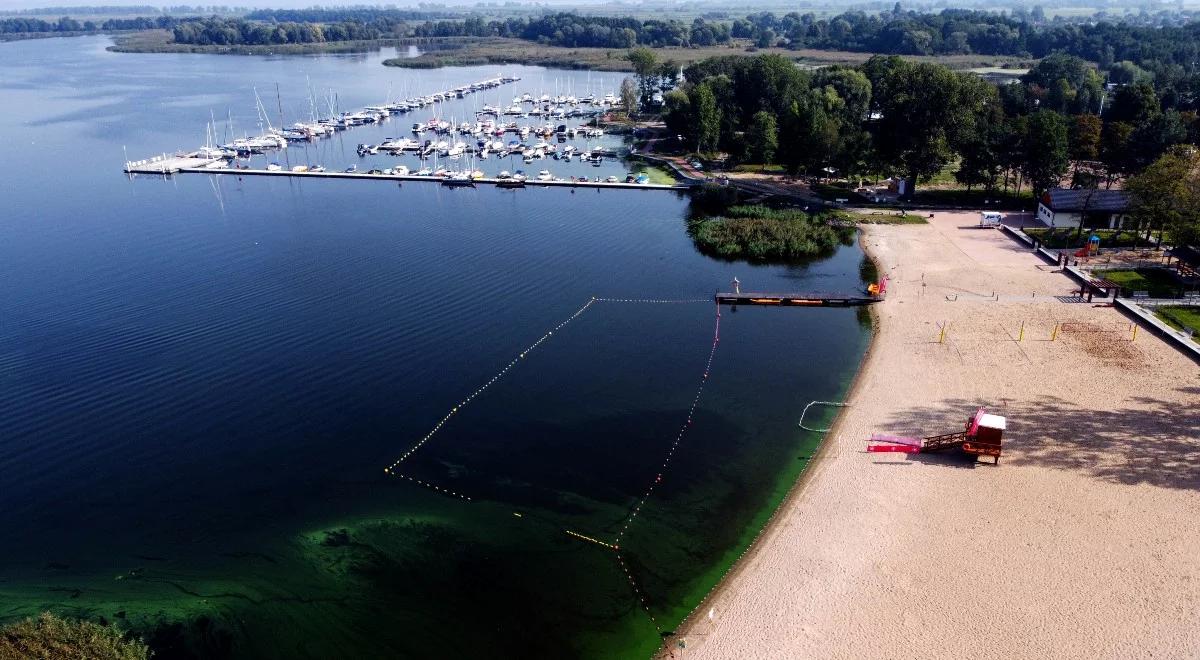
[0,613,148,660]
[687,205,853,262]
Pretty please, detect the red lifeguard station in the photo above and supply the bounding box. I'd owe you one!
[868,407,1004,464]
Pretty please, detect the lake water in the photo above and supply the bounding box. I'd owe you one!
[0,36,871,658]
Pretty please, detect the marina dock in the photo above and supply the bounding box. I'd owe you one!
[129,165,692,191]
[715,292,882,306]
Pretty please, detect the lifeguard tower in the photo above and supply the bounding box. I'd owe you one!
[868,407,1005,464]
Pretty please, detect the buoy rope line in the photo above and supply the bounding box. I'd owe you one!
[383,296,711,502]
[556,303,721,638]
[616,550,662,633]
[592,297,711,303]
[378,295,718,641]
[384,297,598,497]
[797,400,851,433]
[612,303,721,548]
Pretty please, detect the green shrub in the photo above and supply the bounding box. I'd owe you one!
[687,206,853,262]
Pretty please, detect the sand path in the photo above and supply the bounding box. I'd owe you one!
[675,212,1200,659]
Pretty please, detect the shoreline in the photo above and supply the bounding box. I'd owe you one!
[668,212,1200,659]
[661,229,884,655]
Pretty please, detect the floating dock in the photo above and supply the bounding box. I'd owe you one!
[129,166,692,191]
[715,292,882,307]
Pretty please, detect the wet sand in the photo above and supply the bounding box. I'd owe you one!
[674,212,1200,659]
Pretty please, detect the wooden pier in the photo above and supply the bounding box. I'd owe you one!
[715,292,882,307]
[126,165,692,191]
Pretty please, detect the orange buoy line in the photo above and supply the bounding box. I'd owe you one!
[378,295,718,641]
[616,550,662,633]
[564,529,616,549]
[613,302,721,547]
[383,297,599,496]
[383,296,712,501]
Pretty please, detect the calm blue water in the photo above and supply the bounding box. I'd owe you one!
[0,36,871,658]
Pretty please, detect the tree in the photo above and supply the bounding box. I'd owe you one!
[868,57,990,195]
[1020,110,1070,196]
[1100,121,1137,187]
[1108,60,1152,86]
[779,90,839,175]
[662,88,691,141]
[954,96,1009,192]
[1126,146,1200,245]
[1069,114,1102,167]
[627,47,658,106]
[812,66,872,124]
[746,110,778,165]
[620,77,639,116]
[1106,82,1159,125]
[692,83,721,154]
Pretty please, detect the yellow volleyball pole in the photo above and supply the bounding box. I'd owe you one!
[1051,322,1059,341]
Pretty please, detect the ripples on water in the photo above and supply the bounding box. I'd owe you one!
[0,36,870,658]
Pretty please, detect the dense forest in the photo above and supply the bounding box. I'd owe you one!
[653,48,1198,207]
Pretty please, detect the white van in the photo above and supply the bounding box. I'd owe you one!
[979,211,1002,227]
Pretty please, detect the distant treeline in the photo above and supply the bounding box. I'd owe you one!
[162,13,730,48]
[734,8,1200,71]
[0,15,180,33]
[412,14,731,47]
[243,8,462,23]
[0,5,242,16]
[10,7,1200,76]
[169,16,397,45]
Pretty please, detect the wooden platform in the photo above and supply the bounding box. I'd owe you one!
[715,292,882,307]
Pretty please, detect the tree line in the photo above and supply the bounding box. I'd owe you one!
[409,14,731,48]
[733,6,1200,74]
[168,16,399,45]
[10,8,1200,73]
[654,50,1198,200]
[1,15,179,33]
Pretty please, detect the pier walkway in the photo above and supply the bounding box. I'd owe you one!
[715,292,881,307]
[189,167,689,190]
[129,165,693,191]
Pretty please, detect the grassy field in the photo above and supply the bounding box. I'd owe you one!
[811,182,873,204]
[1155,306,1200,337]
[848,211,928,224]
[1095,268,1185,298]
[379,38,1029,72]
[629,163,678,185]
[732,164,787,173]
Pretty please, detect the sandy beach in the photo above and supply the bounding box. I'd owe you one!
[674,212,1200,659]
